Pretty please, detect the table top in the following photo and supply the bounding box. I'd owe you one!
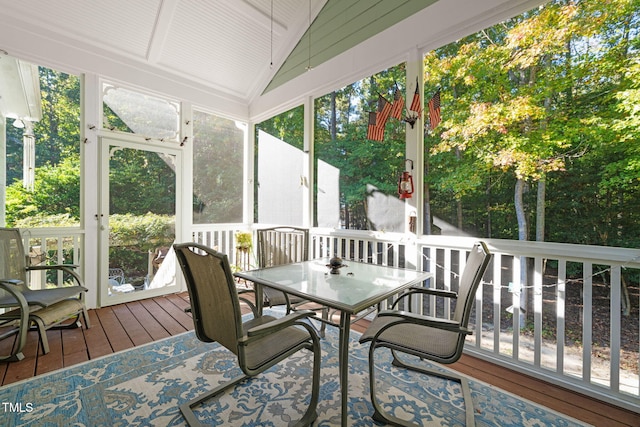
[235,259,432,314]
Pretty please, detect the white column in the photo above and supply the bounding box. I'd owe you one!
[404,48,424,269]
[22,122,35,191]
[303,95,314,228]
[81,73,100,309]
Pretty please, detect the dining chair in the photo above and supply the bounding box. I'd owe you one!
[256,227,309,309]
[257,226,328,336]
[359,241,492,426]
[0,227,90,361]
[174,242,321,427]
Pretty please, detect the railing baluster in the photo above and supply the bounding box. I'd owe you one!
[534,256,543,368]
[492,254,502,353]
[611,265,621,393]
[512,255,521,360]
[443,248,452,319]
[583,262,593,384]
[557,259,566,375]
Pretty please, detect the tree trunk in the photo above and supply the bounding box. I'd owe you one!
[486,177,492,237]
[536,175,546,242]
[424,136,432,235]
[456,146,463,230]
[330,91,337,140]
[515,178,528,327]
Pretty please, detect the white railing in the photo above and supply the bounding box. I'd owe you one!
[190,223,253,268]
[20,227,84,289]
[308,228,640,413]
[24,225,640,413]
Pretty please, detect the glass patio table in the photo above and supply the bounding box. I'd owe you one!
[235,259,432,426]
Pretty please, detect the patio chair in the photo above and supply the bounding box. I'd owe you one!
[174,242,321,427]
[359,241,492,426]
[257,227,328,336]
[107,267,135,294]
[0,227,90,361]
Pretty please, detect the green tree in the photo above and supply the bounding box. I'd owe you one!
[192,111,244,223]
[5,67,81,226]
[6,155,80,225]
[314,64,406,229]
[424,0,640,248]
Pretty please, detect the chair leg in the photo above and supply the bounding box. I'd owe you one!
[368,346,475,427]
[30,316,50,354]
[319,307,328,338]
[297,328,321,427]
[368,345,415,427]
[82,307,91,329]
[391,350,476,427]
[0,327,26,362]
[181,340,320,427]
[180,374,251,427]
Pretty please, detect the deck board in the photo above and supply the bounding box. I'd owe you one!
[111,303,154,346]
[61,326,89,366]
[138,298,188,336]
[83,309,113,359]
[0,292,637,427]
[35,330,63,376]
[95,306,134,353]
[454,353,637,427]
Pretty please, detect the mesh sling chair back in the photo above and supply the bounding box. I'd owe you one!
[359,241,492,426]
[0,227,90,361]
[174,242,321,427]
[256,226,328,336]
[257,226,309,309]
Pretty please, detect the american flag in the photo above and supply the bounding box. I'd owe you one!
[409,79,421,113]
[390,87,404,120]
[428,90,441,130]
[376,94,392,128]
[367,112,384,141]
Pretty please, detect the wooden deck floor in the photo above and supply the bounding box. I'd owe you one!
[1,292,638,427]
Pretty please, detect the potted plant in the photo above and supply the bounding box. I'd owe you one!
[234,231,253,272]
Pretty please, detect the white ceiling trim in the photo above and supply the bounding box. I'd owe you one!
[0,17,249,119]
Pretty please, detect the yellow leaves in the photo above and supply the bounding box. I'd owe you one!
[493,148,520,171]
[506,3,578,70]
[463,74,476,86]
[441,96,542,143]
[489,139,566,181]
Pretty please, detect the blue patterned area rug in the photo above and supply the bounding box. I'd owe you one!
[1,313,589,427]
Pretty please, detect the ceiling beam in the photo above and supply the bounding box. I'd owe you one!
[147,0,180,64]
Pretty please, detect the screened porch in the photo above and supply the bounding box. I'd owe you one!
[1,0,639,424]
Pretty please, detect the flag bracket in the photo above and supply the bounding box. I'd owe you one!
[403,111,419,129]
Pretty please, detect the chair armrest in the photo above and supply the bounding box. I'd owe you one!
[0,280,29,310]
[29,264,79,270]
[392,286,458,309]
[244,310,316,339]
[0,279,24,287]
[377,310,470,334]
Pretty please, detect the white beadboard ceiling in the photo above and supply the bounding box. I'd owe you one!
[0,0,547,119]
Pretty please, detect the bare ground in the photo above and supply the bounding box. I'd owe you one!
[479,266,639,376]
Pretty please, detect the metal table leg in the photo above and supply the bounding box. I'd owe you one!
[338,311,350,426]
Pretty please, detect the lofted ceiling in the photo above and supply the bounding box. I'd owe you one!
[0,0,547,120]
